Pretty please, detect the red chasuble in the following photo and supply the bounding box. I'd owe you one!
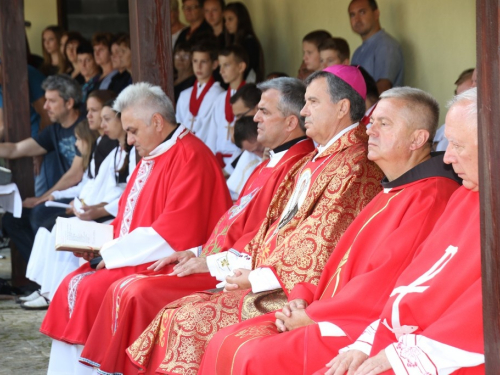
[198,154,461,375]
[78,139,315,375]
[40,128,232,345]
[126,124,384,375]
[366,187,484,375]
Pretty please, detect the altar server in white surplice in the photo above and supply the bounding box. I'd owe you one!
[176,41,223,152]
[210,45,248,175]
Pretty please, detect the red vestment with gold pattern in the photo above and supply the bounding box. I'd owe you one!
[126,124,384,375]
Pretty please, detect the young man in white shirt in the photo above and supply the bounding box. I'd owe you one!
[176,40,223,151]
[210,45,248,175]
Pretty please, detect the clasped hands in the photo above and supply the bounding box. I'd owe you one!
[274,298,314,332]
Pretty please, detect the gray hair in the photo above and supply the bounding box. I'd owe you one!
[305,71,366,123]
[42,74,82,108]
[380,86,440,142]
[113,82,176,125]
[257,77,306,130]
[447,87,477,121]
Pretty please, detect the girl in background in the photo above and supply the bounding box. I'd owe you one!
[224,2,264,82]
[40,25,66,76]
[63,31,86,84]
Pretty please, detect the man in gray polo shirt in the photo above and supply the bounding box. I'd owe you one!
[349,0,403,94]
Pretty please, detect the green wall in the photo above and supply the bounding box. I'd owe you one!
[240,0,476,124]
[27,0,476,124]
[25,0,59,56]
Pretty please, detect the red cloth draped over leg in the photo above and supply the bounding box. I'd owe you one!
[80,264,219,374]
[200,315,351,375]
[40,261,152,344]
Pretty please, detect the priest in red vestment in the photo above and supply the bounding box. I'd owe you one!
[78,77,316,375]
[39,82,232,374]
[320,87,484,375]
[126,66,384,375]
[198,87,462,375]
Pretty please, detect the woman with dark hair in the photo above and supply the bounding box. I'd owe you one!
[108,34,133,94]
[86,90,120,177]
[40,25,66,76]
[63,31,86,84]
[173,41,196,102]
[223,2,264,82]
[204,0,226,46]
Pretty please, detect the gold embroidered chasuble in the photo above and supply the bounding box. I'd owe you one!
[127,124,383,374]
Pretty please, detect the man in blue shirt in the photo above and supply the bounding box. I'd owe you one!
[1,74,84,262]
[0,63,51,196]
[349,0,404,94]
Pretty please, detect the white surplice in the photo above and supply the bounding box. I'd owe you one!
[226,150,262,200]
[210,89,242,174]
[176,81,223,153]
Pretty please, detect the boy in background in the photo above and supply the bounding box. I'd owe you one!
[176,41,223,151]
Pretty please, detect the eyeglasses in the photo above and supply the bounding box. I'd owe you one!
[174,54,191,61]
[234,108,253,120]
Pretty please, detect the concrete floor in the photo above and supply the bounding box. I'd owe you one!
[0,247,51,374]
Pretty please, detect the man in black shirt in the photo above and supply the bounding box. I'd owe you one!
[175,0,213,49]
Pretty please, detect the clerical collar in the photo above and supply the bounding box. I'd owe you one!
[314,123,358,161]
[268,136,308,168]
[163,124,179,142]
[144,124,185,160]
[382,152,461,191]
[272,136,308,154]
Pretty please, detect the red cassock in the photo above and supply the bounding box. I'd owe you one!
[199,154,462,375]
[40,128,232,345]
[78,138,315,374]
[366,187,484,375]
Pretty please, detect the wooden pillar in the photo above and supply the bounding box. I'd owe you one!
[477,1,500,373]
[0,0,33,287]
[128,0,175,102]
[0,0,34,199]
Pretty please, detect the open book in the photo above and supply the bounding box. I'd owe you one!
[55,217,114,253]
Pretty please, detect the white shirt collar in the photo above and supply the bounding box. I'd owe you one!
[314,123,359,161]
[196,82,207,99]
[267,149,287,168]
[143,125,187,160]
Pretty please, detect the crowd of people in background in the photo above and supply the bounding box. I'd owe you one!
[0,0,483,374]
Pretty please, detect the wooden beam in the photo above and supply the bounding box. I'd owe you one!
[128,0,174,102]
[0,0,34,199]
[477,1,500,373]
